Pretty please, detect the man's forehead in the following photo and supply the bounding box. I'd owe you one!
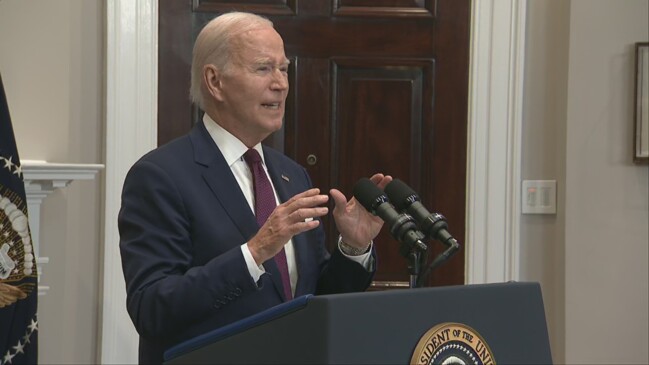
[237,27,282,45]
[252,56,291,65]
[235,32,286,54]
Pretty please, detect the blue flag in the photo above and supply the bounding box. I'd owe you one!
[0,73,38,365]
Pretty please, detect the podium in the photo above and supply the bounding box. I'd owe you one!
[164,282,552,364]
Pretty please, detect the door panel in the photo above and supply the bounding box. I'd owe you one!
[158,0,469,288]
[330,58,430,284]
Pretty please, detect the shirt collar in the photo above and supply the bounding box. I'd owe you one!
[202,113,265,167]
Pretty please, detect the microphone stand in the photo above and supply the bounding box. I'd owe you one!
[406,248,429,288]
[407,251,420,288]
[390,214,428,288]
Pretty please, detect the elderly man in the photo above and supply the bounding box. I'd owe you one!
[119,12,391,363]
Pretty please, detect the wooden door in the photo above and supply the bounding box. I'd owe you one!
[158,0,470,289]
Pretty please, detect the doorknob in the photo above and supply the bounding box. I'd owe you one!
[306,154,317,166]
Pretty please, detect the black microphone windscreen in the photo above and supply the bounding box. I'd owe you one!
[384,179,418,211]
[352,178,387,213]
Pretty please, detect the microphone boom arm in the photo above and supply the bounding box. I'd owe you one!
[416,237,460,287]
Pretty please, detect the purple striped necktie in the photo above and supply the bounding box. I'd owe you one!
[243,148,293,301]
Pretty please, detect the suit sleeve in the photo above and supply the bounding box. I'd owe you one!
[316,246,376,294]
[118,159,259,339]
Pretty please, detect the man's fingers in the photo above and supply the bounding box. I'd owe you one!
[369,173,392,190]
[287,188,321,202]
[329,189,348,215]
[249,213,322,264]
[288,219,320,236]
[250,189,327,263]
[283,190,328,211]
[289,206,328,222]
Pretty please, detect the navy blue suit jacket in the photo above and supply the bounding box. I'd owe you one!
[118,122,374,363]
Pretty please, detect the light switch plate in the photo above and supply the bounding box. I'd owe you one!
[522,180,556,214]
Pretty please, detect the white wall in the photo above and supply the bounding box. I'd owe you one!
[0,1,104,364]
[522,0,648,364]
[564,0,649,363]
[520,0,570,362]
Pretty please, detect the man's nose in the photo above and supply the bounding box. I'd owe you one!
[270,69,288,91]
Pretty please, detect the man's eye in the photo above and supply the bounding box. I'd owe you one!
[257,66,270,72]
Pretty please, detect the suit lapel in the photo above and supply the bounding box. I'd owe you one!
[263,149,296,208]
[190,123,258,243]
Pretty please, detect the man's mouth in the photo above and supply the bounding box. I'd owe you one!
[261,102,281,110]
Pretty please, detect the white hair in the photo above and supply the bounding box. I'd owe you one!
[189,12,274,110]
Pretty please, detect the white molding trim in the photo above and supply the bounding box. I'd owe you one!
[22,160,104,187]
[22,160,104,296]
[102,0,158,363]
[465,0,526,284]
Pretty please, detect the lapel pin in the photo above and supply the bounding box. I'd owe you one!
[281,174,290,182]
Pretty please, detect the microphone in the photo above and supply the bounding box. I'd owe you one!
[352,178,427,254]
[384,179,458,248]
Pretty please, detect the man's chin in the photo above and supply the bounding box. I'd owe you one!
[267,119,284,133]
[256,121,283,140]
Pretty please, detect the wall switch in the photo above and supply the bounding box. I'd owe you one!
[522,180,556,214]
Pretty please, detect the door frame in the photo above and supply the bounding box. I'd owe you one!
[101,1,526,362]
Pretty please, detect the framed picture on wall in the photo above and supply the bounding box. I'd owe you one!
[634,42,649,164]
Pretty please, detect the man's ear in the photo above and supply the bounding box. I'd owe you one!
[204,64,225,102]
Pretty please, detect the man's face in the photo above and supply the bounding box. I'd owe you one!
[217,27,290,145]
